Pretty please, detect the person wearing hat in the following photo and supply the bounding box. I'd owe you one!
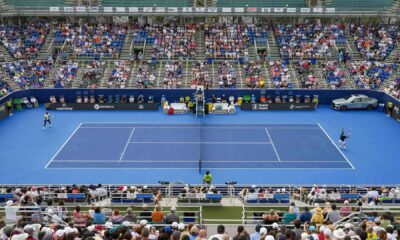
[178,223,185,232]
[311,208,324,225]
[164,206,179,224]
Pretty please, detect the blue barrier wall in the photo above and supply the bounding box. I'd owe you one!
[0,88,396,105]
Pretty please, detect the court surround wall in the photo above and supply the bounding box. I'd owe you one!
[0,89,396,106]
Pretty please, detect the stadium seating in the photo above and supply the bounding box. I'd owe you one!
[102,0,191,7]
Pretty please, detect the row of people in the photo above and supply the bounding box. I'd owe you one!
[163,61,183,89]
[348,24,399,60]
[108,61,131,89]
[275,23,345,59]
[348,61,396,89]
[1,60,51,89]
[54,23,127,59]
[0,24,49,59]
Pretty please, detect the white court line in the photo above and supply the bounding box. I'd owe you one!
[79,126,321,129]
[44,122,83,169]
[119,128,135,162]
[128,142,272,144]
[265,128,281,162]
[52,160,349,163]
[47,167,355,170]
[317,123,355,170]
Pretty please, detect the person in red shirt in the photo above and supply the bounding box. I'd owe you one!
[151,205,164,223]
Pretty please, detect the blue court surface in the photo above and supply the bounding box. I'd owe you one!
[0,105,399,185]
[45,123,353,169]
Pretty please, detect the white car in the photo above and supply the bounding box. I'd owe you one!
[332,94,378,111]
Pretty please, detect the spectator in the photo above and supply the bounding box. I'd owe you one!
[263,210,280,224]
[73,206,87,226]
[250,224,262,240]
[93,207,105,224]
[123,207,137,223]
[109,209,123,224]
[208,225,226,240]
[283,207,297,224]
[311,208,324,225]
[300,207,312,223]
[151,205,164,223]
[164,206,179,224]
[325,204,340,223]
[340,201,352,217]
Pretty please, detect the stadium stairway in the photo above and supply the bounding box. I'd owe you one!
[100,62,112,88]
[144,44,153,60]
[344,33,363,61]
[288,63,300,88]
[0,66,19,90]
[236,61,245,88]
[384,0,400,15]
[71,63,86,88]
[155,60,164,88]
[44,63,60,88]
[183,60,190,88]
[127,61,138,88]
[267,30,281,60]
[313,65,329,89]
[0,44,14,62]
[119,29,133,60]
[340,64,357,89]
[195,29,205,60]
[262,61,273,88]
[37,31,55,61]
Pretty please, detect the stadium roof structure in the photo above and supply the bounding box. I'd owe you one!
[0,0,398,17]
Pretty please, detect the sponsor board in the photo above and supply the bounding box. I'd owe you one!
[48,103,158,111]
[241,103,317,111]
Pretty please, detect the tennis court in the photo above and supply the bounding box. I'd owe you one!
[45,123,354,169]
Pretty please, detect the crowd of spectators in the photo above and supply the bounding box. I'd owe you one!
[244,61,265,88]
[384,78,400,99]
[0,80,12,97]
[51,61,79,88]
[348,61,396,89]
[163,61,183,89]
[0,24,49,59]
[274,23,345,60]
[268,61,292,88]
[191,61,210,89]
[293,60,320,89]
[204,24,252,60]
[348,24,399,60]
[54,23,127,59]
[217,61,236,88]
[135,61,156,88]
[322,61,346,89]
[1,60,51,89]
[81,61,106,88]
[144,24,197,60]
[108,61,131,89]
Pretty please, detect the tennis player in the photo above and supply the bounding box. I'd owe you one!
[43,112,52,129]
[339,129,350,149]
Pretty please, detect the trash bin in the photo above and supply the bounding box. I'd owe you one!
[13,98,23,110]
